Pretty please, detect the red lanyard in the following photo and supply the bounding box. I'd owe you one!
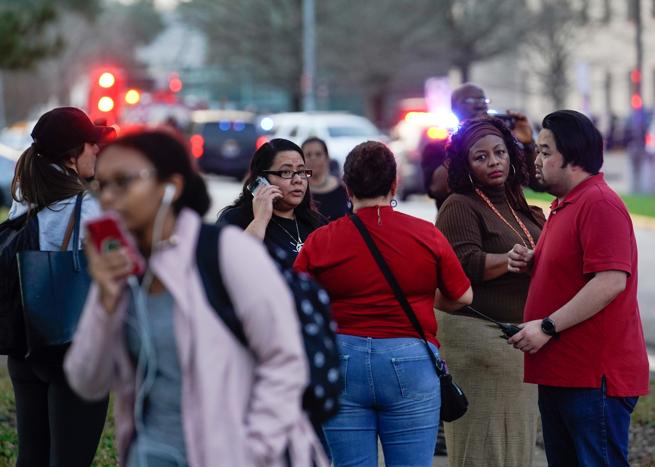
[475,188,535,249]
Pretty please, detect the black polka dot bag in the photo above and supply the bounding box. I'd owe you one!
[196,224,342,425]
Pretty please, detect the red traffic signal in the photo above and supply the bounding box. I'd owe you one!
[89,67,123,125]
[98,72,116,88]
[631,94,643,109]
[169,74,183,93]
[630,68,643,109]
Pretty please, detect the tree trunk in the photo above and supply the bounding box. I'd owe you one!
[368,87,388,128]
[291,88,302,111]
[458,62,470,83]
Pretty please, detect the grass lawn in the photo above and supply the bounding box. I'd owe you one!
[620,194,655,219]
[525,189,655,219]
[0,360,118,466]
[634,381,655,427]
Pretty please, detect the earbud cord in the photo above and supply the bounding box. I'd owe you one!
[127,187,185,467]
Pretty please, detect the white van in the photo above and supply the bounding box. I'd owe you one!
[263,112,387,172]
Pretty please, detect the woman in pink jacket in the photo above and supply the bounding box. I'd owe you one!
[64,131,327,467]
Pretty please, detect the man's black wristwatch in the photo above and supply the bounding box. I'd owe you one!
[541,317,558,337]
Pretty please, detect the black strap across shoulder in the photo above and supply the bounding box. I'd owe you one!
[348,213,445,377]
[195,223,248,347]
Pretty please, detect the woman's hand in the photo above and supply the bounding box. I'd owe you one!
[252,184,283,221]
[507,244,534,274]
[85,240,133,314]
[246,184,283,240]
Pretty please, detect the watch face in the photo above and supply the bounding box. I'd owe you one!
[541,318,556,336]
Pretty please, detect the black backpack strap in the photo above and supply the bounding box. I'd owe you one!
[349,213,445,377]
[195,224,248,347]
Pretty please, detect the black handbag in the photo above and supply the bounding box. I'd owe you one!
[17,193,91,355]
[349,213,468,422]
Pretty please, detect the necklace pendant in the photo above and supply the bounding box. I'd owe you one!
[295,241,304,253]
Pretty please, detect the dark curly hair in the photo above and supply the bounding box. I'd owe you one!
[343,141,396,199]
[447,117,539,218]
[448,117,529,190]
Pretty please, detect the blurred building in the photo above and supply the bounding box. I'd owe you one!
[466,0,655,135]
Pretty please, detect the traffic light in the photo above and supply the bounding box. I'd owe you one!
[168,74,183,93]
[89,67,123,125]
[630,68,643,109]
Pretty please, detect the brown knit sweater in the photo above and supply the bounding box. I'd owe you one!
[436,187,543,323]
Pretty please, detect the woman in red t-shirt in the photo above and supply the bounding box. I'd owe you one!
[295,141,472,466]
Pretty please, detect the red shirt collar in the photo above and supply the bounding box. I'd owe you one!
[550,173,605,211]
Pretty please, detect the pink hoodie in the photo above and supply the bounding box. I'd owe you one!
[64,209,328,466]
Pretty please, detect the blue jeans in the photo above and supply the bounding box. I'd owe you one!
[538,378,638,467]
[323,335,441,467]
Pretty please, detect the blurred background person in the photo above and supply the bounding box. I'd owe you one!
[65,131,325,467]
[422,83,539,211]
[217,138,324,259]
[301,137,350,221]
[295,141,473,466]
[7,107,110,467]
[435,117,546,467]
[421,83,490,210]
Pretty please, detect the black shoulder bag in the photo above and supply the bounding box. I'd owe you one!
[349,213,468,422]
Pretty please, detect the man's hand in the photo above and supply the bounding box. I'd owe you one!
[507,110,533,145]
[507,320,551,354]
[507,244,533,274]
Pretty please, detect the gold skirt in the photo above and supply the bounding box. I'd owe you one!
[436,310,538,467]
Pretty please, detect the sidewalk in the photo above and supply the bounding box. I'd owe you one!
[375,444,549,466]
[430,447,548,466]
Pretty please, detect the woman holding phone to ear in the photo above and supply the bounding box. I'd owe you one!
[64,131,326,466]
[218,138,325,259]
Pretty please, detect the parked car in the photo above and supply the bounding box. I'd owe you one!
[0,142,19,209]
[263,112,387,173]
[189,110,266,179]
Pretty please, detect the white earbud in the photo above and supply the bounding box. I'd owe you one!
[162,183,176,205]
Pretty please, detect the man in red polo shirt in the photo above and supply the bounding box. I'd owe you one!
[507,110,649,466]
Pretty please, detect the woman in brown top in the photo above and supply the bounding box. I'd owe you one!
[436,117,545,467]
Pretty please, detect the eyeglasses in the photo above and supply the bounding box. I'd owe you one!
[262,169,313,179]
[463,97,491,105]
[88,169,155,195]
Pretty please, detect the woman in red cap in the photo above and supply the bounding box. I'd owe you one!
[6,107,113,466]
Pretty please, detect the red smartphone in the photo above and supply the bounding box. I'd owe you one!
[85,213,146,276]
